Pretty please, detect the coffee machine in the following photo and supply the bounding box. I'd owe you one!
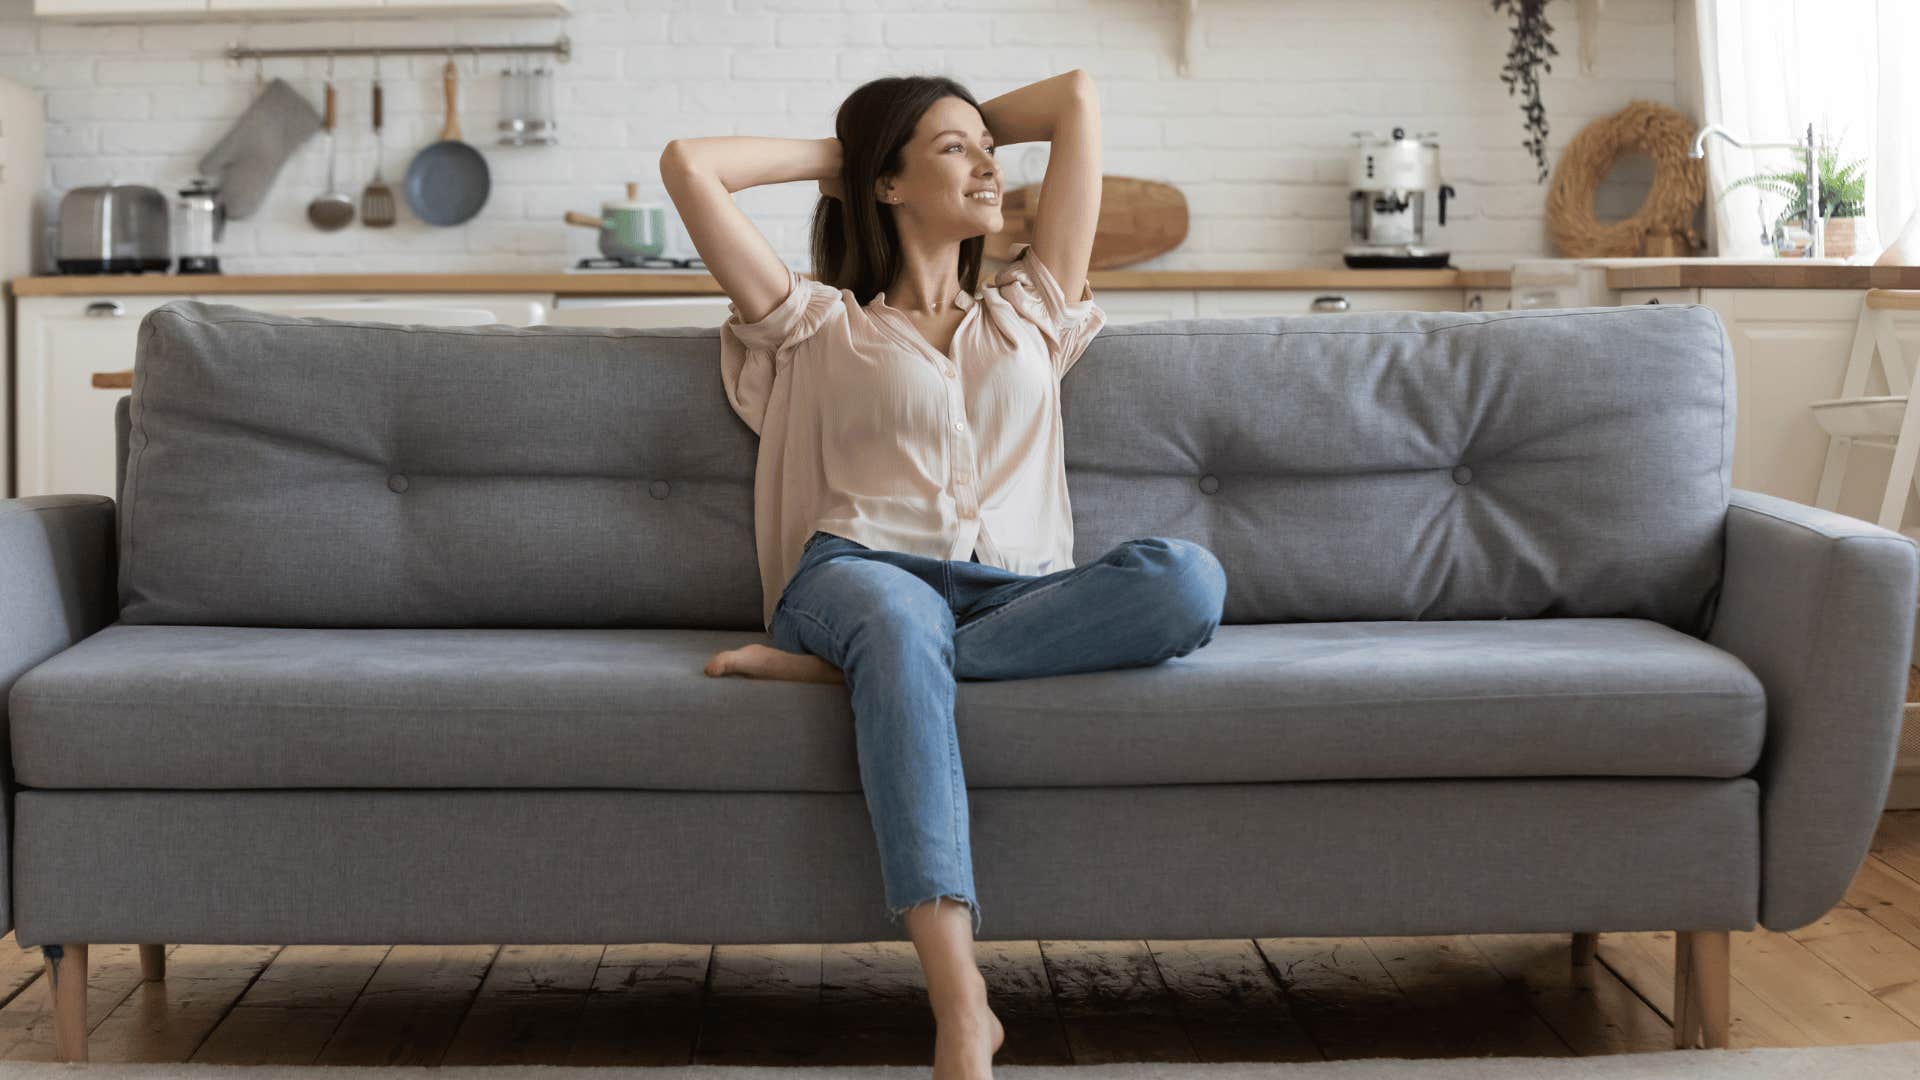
[1344,127,1455,269]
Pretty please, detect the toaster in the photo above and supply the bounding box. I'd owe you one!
[57,183,170,273]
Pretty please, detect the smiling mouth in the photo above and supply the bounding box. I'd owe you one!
[965,191,1000,204]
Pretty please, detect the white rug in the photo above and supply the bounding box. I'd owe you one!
[5,1042,1920,1079]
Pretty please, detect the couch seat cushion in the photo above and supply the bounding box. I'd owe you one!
[9,619,1763,790]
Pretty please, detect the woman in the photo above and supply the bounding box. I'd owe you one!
[659,69,1226,1079]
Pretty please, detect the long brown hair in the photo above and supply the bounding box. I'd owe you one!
[809,75,987,304]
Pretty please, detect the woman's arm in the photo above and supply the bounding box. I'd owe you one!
[658,137,842,325]
[981,70,1101,303]
[976,69,1091,146]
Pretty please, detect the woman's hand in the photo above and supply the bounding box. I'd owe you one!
[818,174,845,201]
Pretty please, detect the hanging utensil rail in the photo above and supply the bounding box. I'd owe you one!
[225,37,571,62]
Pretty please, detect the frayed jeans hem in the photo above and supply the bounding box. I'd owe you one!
[887,892,982,936]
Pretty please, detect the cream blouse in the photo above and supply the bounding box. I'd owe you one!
[719,242,1107,632]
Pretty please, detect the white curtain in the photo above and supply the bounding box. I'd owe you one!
[1692,0,1919,260]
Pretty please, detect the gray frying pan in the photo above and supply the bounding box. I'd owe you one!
[405,58,490,226]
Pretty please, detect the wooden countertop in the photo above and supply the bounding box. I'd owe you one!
[1605,263,1920,289]
[7,267,1514,297]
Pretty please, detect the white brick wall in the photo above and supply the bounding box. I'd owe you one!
[0,0,1677,274]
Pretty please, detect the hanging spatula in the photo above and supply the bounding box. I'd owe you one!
[361,68,395,227]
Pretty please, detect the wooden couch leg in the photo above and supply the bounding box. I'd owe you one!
[1673,930,1730,1049]
[1570,932,1597,988]
[43,944,88,1063]
[139,944,166,982]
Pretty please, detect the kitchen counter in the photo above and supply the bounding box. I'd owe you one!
[1600,260,1920,290]
[6,267,1514,296]
[16,262,1920,297]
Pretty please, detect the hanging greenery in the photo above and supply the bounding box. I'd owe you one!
[1493,0,1558,183]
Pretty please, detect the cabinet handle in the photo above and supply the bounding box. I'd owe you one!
[1310,295,1350,313]
[84,301,124,318]
[92,370,133,389]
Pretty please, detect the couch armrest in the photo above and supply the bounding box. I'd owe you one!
[0,495,119,937]
[1705,488,1919,930]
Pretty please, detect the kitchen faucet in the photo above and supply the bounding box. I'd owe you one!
[1690,122,1824,258]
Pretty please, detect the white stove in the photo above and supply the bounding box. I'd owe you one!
[550,254,737,327]
[564,255,708,273]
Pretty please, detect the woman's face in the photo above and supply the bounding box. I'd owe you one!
[874,95,1003,239]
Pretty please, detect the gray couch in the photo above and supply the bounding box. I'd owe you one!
[5,298,1914,1062]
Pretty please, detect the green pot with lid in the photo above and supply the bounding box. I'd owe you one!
[564,182,667,260]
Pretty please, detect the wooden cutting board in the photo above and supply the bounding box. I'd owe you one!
[983,176,1187,269]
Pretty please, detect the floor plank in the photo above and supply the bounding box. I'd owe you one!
[1148,939,1321,1063]
[1595,929,1811,1048]
[1873,812,1920,884]
[1843,856,1920,952]
[817,941,936,1064]
[0,946,50,1013]
[1469,934,1675,1055]
[694,944,825,1065]
[1367,936,1573,1058]
[312,944,497,1066]
[0,944,177,1061]
[1255,937,1428,1060]
[440,944,603,1066]
[191,945,389,1065]
[1731,920,1920,1044]
[1040,939,1193,1064]
[1788,906,1920,1032]
[86,944,281,1063]
[974,940,1072,1066]
[566,944,709,1067]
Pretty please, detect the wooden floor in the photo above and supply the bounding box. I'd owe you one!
[6,811,1920,1066]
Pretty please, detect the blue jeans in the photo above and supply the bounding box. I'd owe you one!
[767,529,1228,935]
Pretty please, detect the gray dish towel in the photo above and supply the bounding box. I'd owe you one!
[198,78,324,221]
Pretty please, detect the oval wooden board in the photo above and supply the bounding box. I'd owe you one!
[983,176,1187,269]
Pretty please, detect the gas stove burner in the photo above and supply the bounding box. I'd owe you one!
[574,255,706,270]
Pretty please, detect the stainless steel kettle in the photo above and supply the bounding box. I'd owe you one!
[56,181,170,274]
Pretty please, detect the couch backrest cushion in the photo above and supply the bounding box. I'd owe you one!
[117,300,1732,633]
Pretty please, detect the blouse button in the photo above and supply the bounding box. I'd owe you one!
[954,420,966,432]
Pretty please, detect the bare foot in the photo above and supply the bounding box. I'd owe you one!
[704,643,845,684]
[934,1001,1004,1080]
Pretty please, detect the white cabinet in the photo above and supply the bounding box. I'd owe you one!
[1698,289,1920,524]
[1093,289,1195,324]
[207,293,548,326]
[33,0,200,13]
[15,295,175,500]
[13,292,551,500]
[35,0,568,19]
[1618,288,1703,307]
[546,295,734,329]
[1195,289,1464,316]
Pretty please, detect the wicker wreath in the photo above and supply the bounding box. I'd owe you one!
[1546,99,1706,257]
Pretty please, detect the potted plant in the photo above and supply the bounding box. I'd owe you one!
[1719,143,1869,258]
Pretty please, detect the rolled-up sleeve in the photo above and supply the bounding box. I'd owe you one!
[718,265,842,435]
[988,242,1107,380]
